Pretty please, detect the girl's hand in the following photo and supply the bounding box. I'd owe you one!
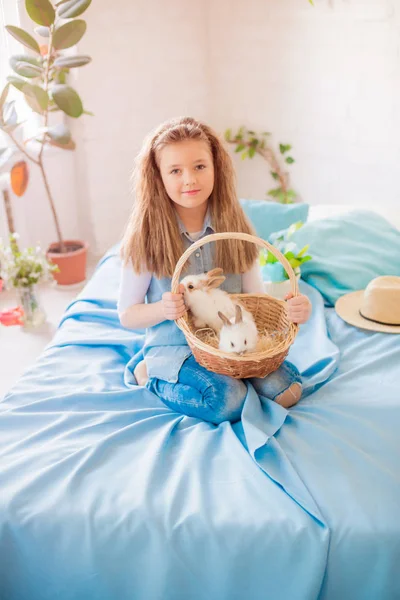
[161,284,187,320]
[285,292,312,324]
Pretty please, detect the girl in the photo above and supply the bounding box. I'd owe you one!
[118,117,311,424]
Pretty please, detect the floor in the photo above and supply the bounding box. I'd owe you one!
[0,258,99,400]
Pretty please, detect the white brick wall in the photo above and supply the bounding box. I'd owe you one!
[6,0,400,254]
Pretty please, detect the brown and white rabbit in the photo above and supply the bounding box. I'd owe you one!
[180,268,235,331]
[180,269,257,348]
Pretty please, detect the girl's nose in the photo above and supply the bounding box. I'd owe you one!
[184,172,196,186]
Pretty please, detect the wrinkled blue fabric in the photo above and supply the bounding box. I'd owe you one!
[0,249,399,600]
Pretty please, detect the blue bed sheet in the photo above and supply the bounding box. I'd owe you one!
[0,249,399,600]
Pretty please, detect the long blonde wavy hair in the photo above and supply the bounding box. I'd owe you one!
[121,116,258,278]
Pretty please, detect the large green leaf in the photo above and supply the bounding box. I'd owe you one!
[57,0,92,18]
[25,0,55,26]
[46,123,72,144]
[9,79,49,114]
[27,85,48,110]
[51,84,83,117]
[10,54,43,68]
[15,63,43,78]
[53,55,91,68]
[7,75,29,93]
[8,76,48,111]
[5,25,41,54]
[10,55,43,78]
[24,93,45,114]
[53,20,86,50]
[48,137,76,150]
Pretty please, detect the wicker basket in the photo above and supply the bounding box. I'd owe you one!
[171,232,299,379]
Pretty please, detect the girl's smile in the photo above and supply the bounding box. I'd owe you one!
[183,189,201,196]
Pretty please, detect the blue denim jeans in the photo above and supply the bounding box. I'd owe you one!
[146,355,301,424]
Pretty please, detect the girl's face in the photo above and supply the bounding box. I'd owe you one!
[158,140,214,213]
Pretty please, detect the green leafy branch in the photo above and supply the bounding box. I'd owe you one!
[225,127,298,204]
[260,245,312,275]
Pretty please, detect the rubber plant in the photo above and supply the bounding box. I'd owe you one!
[0,0,92,284]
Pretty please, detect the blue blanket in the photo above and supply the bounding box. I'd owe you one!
[0,250,399,600]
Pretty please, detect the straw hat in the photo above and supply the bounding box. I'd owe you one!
[335,276,400,334]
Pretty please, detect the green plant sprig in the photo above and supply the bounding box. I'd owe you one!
[225,127,297,204]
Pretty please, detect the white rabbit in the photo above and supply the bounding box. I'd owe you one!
[218,304,258,355]
[180,268,238,332]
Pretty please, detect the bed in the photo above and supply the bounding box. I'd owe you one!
[1,207,399,600]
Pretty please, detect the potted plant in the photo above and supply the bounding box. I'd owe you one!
[0,0,93,285]
[260,221,312,299]
[0,232,58,328]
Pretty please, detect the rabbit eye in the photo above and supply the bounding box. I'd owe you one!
[244,340,247,345]
[188,284,194,290]
[231,342,235,348]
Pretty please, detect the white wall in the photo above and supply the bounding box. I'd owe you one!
[3,0,400,255]
[74,0,212,254]
[212,0,400,207]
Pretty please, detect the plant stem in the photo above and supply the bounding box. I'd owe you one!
[3,189,15,233]
[39,25,53,163]
[38,23,66,253]
[257,146,289,195]
[38,159,65,252]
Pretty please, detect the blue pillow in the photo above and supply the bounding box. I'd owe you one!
[289,210,400,306]
[240,199,309,241]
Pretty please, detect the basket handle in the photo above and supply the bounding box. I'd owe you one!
[171,231,299,296]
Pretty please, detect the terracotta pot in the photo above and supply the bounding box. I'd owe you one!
[47,240,88,285]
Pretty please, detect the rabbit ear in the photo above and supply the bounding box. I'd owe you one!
[235,304,243,324]
[206,268,224,278]
[207,276,226,290]
[218,311,231,326]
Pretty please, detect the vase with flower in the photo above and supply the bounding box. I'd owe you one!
[0,233,58,329]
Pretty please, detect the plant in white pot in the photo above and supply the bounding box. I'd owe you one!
[0,0,92,285]
[260,221,312,300]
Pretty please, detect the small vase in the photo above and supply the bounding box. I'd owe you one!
[17,285,46,329]
[262,266,301,300]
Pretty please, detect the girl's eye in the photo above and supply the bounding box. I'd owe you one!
[231,342,235,348]
[171,169,181,175]
[196,164,206,170]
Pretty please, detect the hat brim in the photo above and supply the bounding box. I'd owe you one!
[335,291,400,334]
